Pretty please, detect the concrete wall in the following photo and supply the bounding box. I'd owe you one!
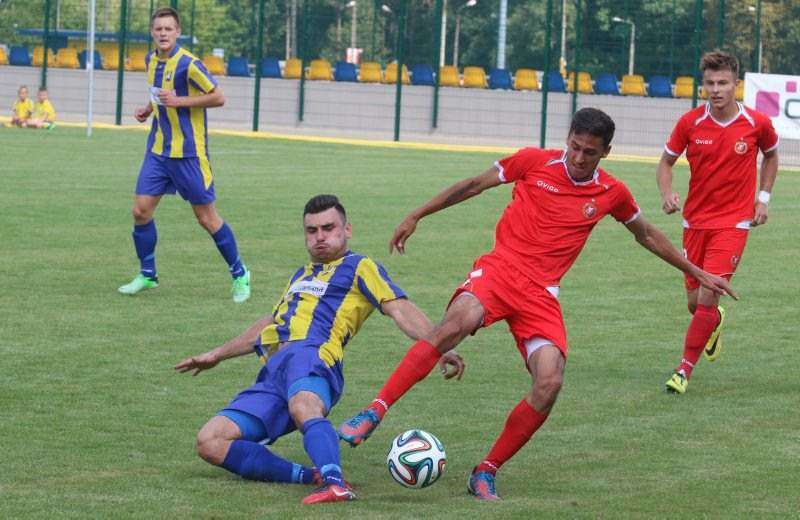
[2,65,797,165]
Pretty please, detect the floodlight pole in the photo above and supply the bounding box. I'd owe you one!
[87,0,97,137]
[539,0,553,148]
[570,0,581,115]
[431,0,443,128]
[393,0,407,142]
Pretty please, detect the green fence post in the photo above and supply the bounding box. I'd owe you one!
[372,0,379,59]
[41,0,52,88]
[115,0,128,125]
[189,0,196,52]
[540,0,553,148]
[717,0,725,49]
[393,0,407,142]
[431,0,443,129]
[171,0,178,9]
[570,0,581,115]
[298,0,309,122]
[253,0,265,131]
[148,0,155,52]
[691,0,702,109]
[753,0,761,72]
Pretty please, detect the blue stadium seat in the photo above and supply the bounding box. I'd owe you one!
[488,68,512,90]
[260,57,281,78]
[334,61,358,82]
[78,50,103,70]
[648,75,673,98]
[594,72,620,95]
[227,56,250,77]
[545,71,566,92]
[9,46,31,66]
[410,64,434,86]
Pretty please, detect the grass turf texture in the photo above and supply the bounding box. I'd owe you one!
[1,126,798,518]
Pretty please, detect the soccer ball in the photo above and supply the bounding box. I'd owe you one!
[386,429,446,488]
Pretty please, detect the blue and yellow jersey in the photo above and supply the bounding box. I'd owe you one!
[145,45,217,158]
[260,252,406,367]
[12,98,34,120]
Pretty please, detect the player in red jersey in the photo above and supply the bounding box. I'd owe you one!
[657,51,779,395]
[338,108,737,500]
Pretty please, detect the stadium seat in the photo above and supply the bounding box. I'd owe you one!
[9,46,31,66]
[334,61,358,82]
[260,57,282,78]
[0,47,7,66]
[647,75,672,98]
[462,66,487,88]
[735,80,744,101]
[488,68,512,90]
[227,56,250,77]
[438,65,460,87]
[283,58,302,79]
[674,76,696,98]
[621,74,647,96]
[513,68,539,91]
[358,61,382,83]
[566,71,594,94]
[55,47,79,68]
[78,50,103,70]
[383,63,410,84]
[127,50,148,71]
[202,55,226,76]
[593,72,619,95]
[545,71,566,92]
[410,64,435,86]
[308,59,333,80]
[32,46,56,67]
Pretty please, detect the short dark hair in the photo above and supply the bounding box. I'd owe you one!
[38,86,47,92]
[569,107,615,148]
[304,194,347,222]
[150,7,181,28]
[700,50,739,77]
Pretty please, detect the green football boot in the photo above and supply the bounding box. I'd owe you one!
[118,274,158,295]
[231,268,251,303]
[665,371,688,394]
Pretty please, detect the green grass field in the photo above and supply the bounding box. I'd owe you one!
[1,126,798,518]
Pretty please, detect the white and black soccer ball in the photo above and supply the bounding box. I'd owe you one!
[386,429,446,488]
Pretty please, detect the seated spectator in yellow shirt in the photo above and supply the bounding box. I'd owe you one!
[26,87,56,130]
[8,85,34,127]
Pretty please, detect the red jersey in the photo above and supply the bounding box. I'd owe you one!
[493,148,640,287]
[665,103,779,230]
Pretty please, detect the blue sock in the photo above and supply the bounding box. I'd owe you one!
[132,220,157,279]
[211,222,245,278]
[302,418,344,487]
[221,440,313,484]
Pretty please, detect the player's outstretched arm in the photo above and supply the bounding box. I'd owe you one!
[625,216,738,300]
[390,166,503,254]
[174,314,275,376]
[656,151,681,215]
[753,149,779,227]
[381,298,465,380]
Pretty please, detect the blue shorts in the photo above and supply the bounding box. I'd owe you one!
[218,342,344,444]
[135,151,216,205]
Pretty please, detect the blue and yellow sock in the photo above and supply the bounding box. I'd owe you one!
[301,418,344,487]
[221,440,314,484]
[211,222,245,278]
[132,220,157,279]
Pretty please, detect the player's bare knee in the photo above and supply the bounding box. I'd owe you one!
[196,429,225,465]
[535,373,563,401]
[132,205,152,224]
[288,392,325,428]
[431,321,466,352]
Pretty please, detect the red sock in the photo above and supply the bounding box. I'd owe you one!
[678,304,720,379]
[474,399,548,475]
[367,340,441,420]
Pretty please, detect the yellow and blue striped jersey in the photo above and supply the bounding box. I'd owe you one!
[12,98,34,120]
[145,45,217,158]
[260,252,406,367]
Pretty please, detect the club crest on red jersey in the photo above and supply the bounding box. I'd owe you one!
[734,140,748,154]
[583,201,598,219]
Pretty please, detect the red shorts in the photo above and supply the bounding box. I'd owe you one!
[683,228,749,291]
[448,253,568,363]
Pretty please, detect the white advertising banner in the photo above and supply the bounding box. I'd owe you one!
[744,72,800,140]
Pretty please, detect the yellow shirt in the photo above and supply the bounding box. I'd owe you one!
[12,98,34,120]
[33,100,56,121]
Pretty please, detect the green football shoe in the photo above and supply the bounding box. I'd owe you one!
[665,371,688,394]
[231,268,251,303]
[118,274,158,295]
[703,306,726,362]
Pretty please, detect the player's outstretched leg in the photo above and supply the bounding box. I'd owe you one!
[119,219,159,295]
[666,303,721,394]
[339,294,483,446]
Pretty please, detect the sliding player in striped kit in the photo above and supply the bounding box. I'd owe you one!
[118,7,250,302]
[175,195,464,504]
